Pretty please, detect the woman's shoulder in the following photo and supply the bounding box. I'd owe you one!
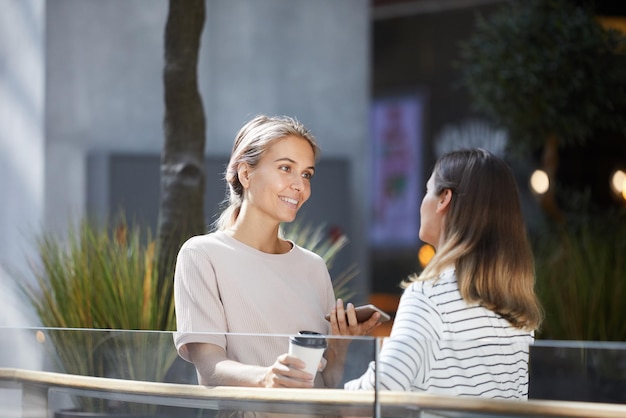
[290,242,326,265]
[405,268,458,298]
[179,231,226,252]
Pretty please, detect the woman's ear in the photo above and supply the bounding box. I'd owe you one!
[436,188,452,213]
[237,163,251,188]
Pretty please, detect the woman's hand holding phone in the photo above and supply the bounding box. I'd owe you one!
[326,299,390,338]
[325,303,391,324]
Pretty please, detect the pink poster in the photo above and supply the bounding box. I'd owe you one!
[370,95,423,247]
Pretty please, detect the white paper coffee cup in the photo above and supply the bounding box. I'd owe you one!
[288,331,327,376]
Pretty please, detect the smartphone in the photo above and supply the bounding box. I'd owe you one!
[324,303,391,323]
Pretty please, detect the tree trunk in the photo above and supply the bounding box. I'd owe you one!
[539,134,565,224]
[157,0,206,327]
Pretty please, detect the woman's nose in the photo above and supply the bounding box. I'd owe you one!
[291,174,304,191]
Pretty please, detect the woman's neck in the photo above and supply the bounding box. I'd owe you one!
[226,217,290,254]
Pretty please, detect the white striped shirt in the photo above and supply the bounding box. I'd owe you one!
[345,268,533,399]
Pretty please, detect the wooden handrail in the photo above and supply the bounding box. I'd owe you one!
[2,367,626,417]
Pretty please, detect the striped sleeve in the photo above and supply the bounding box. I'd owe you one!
[344,282,442,391]
[345,269,533,399]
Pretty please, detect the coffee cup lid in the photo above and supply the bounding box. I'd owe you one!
[290,330,327,349]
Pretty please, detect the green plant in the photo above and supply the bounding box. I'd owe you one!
[18,218,177,413]
[16,217,355,412]
[458,0,626,152]
[457,0,626,222]
[281,221,357,301]
[533,211,626,341]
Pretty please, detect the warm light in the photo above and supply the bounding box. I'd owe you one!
[610,170,625,195]
[418,244,435,268]
[35,330,46,344]
[530,170,549,195]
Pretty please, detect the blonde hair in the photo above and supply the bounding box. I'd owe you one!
[213,115,319,231]
[405,148,543,330]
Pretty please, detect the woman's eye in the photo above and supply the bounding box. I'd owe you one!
[302,172,313,180]
[279,165,291,173]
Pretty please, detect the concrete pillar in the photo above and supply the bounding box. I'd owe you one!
[0,0,45,316]
[0,0,46,386]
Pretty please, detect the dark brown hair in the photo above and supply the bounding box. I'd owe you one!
[406,148,543,330]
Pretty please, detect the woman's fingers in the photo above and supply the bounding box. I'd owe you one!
[265,354,315,388]
[330,299,384,336]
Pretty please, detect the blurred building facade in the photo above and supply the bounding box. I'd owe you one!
[2,0,625,330]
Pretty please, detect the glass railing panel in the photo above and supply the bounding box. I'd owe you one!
[374,338,533,418]
[0,327,187,380]
[3,327,626,417]
[1,327,378,417]
[373,339,626,417]
[529,339,626,404]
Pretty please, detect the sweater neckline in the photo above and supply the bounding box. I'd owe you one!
[216,230,296,257]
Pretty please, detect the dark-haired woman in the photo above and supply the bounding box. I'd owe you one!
[345,148,543,399]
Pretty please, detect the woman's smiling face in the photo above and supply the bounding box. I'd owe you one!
[242,135,316,224]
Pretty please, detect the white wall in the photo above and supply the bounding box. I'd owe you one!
[44,0,170,237]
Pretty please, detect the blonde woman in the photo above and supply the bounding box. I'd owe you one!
[174,115,379,390]
[345,148,543,399]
